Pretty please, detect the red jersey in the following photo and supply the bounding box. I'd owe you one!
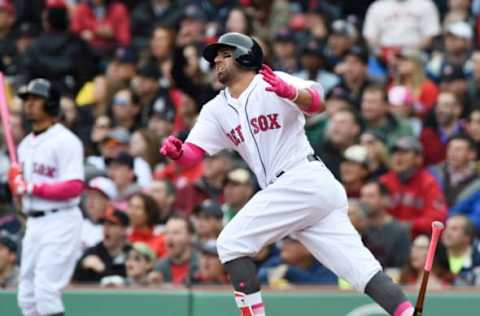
[380,168,447,236]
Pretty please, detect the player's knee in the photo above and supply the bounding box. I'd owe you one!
[216,229,244,263]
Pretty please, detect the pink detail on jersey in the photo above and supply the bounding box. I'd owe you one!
[227,113,282,146]
[176,142,205,168]
[33,179,84,200]
[33,163,56,178]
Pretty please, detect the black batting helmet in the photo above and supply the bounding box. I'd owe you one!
[203,32,263,71]
[18,79,61,116]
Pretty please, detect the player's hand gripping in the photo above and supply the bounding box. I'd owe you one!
[160,135,183,160]
[8,163,33,196]
[260,64,298,101]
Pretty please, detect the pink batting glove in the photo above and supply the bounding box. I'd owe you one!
[160,135,183,160]
[260,64,298,100]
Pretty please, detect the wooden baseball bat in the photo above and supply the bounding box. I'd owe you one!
[413,221,445,316]
[0,72,17,164]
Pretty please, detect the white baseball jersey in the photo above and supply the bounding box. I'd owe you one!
[17,123,84,212]
[186,72,323,188]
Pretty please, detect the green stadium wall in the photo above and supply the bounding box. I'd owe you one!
[1,289,479,316]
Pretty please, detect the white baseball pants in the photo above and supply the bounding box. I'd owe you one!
[217,160,381,291]
[18,208,82,316]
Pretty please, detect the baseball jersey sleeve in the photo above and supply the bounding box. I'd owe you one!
[57,136,85,181]
[186,102,231,155]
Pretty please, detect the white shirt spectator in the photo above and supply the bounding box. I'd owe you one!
[363,0,441,50]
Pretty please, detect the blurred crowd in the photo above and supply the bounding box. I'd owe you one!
[1,0,480,291]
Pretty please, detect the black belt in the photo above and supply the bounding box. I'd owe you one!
[275,154,321,178]
[27,209,59,218]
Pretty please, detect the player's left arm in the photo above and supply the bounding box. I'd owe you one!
[9,136,86,200]
[260,64,325,114]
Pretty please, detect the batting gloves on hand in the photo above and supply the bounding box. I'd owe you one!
[8,163,33,196]
[260,64,298,101]
[160,135,184,160]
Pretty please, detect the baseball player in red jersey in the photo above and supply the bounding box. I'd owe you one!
[161,33,415,316]
[8,79,84,316]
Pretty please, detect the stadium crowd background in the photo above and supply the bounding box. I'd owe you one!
[1,0,480,291]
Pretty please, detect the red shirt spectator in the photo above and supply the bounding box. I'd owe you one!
[128,227,166,258]
[379,137,447,237]
[71,0,130,53]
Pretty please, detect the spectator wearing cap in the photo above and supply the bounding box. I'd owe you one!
[106,152,141,207]
[193,240,228,285]
[314,109,361,178]
[294,39,339,95]
[0,233,18,288]
[0,0,18,77]
[111,88,141,131]
[271,27,299,74]
[359,130,390,178]
[427,21,473,84]
[439,64,470,107]
[392,49,440,116]
[71,0,131,56]
[363,0,440,51]
[173,151,233,215]
[22,1,95,94]
[176,4,207,47]
[258,237,337,286]
[134,63,176,127]
[340,145,370,198]
[81,176,118,251]
[380,136,448,237]
[429,135,480,209]
[335,46,375,109]
[193,199,223,243]
[127,192,166,258]
[222,168,255,225]
[419,91,465,165]
[73,208,131,283]
[124,242,156,286]
[131,1,183,49]
[153,215,199,285]
[361,84,414,146]
[147,179,177,231]
[87,128,153,188]
[360,180,411,269]
[325,19,359,70]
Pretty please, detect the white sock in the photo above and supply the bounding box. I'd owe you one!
[234,291,266,316]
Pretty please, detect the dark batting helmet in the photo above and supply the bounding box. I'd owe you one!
[18,78,61,116]
[203,32,263,71]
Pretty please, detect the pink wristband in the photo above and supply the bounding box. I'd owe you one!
[175,142,205,168]
[304,87,323,114]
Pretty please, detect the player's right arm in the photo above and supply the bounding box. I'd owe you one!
[160,97,230,165]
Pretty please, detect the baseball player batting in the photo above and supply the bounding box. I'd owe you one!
[8,79,84,316]
[161,33,414,316]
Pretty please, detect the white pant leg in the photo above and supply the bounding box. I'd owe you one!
[18,220,41,316]
[32,209,82,315]
[293,207,382,292]
[217,161,347,263]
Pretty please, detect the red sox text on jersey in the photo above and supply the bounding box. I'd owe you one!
[226,113,281,146]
